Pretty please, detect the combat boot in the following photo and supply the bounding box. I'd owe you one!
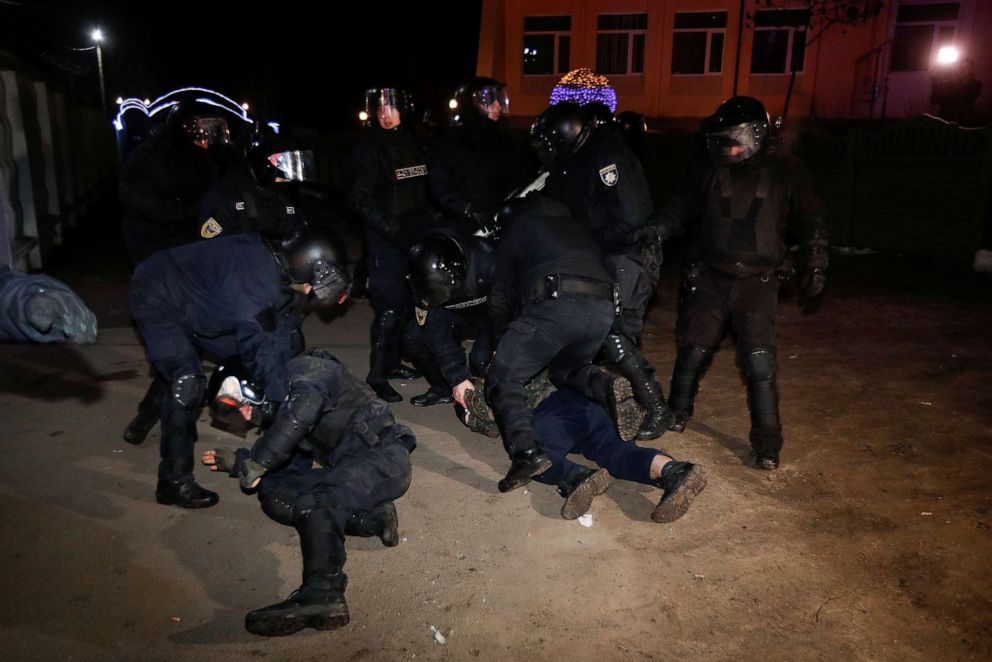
[606,377,645,442]
[498,447,552,493]
[668,346,713,434]
[344,502,400,547]
[651,460,706,523]
[155,459,218,509]
[634,381,674,441]
[558,467,613,520]
[386,365,421,380]
[244,573,349,637]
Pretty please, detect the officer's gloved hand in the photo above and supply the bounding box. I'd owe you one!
[464,203,495,235]
[25,287,98,343]
[204,448,268,489]
[632,224,668,247]
[799,268,826,313]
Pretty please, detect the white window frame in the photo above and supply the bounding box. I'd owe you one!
[751,9,809,76]
[596,13,648,76]
[671,11,727,76]
[523,16,572,76]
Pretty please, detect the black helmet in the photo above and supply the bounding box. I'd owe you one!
[363,87,414,128]
[275,227,351,304]
[248,127,316,186]
[530,102,597,170]
[164,99,232,148]
[453,77,509,123]
[703,96,769,165]
[407,233,467,308]
[206,358,273,430]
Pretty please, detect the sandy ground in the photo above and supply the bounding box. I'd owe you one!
[0,248,990,661]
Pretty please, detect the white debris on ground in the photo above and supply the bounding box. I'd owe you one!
[578,513,593,528]
[973,249,992,273]
[429,624,447,645]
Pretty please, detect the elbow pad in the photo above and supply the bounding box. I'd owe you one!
[252,390,324,470]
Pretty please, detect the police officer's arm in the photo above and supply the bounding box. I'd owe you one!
[426,136,472,222]
[653,157,710,242]
[599,152,655,252]
[118,145,190,226]
[348,142,405,244]
[423,311,472,386]
[196,184,238,238]
[786,157,829,298]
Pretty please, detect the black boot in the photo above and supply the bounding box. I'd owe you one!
[123,376,169,445]
[411,387,453,407]
[743,347,783,471]
[668,346,712,433]
[245,574,349,636]
[651,460,707,523]
[632,380,674,442]
[247,508,350,636]
[344,502,399,547]
[558,467,613,520]
[604,376,644,442]
[155,458,219,508]
[370,381,403,403]
[368,310,403,403]
[600,333,671,441]
[498,446,553,493]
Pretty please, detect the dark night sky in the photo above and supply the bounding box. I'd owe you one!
[0,0,484,129]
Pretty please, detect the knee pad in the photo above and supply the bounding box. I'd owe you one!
[677,346,713,373]
[742,347,778,382]
[601,333,634,365]
[170,373,205,408]
[293,493,340,520]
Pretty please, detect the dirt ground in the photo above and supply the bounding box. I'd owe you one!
[0,240,989,661]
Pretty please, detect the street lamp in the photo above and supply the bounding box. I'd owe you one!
[91,28,107,115]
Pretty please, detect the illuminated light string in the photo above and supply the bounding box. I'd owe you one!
[549,68,618,113]
[113,86,254,132]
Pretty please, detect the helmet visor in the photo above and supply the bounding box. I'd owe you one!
[268,149,316,182]
[185,117,231,147]
[471,86,509,120]
[705,121,766,164]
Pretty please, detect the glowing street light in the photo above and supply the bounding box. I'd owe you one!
[936,45,960,66]
[358,110,369,122]
[90,27,107,114]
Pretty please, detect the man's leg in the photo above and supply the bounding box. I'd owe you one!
[732,276,783,469]
[366,247,417,402]
[403,316,454,407]
[668,269,730,432]
[122,372,169,445]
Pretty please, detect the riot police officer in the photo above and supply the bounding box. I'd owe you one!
[481,194,620,493]
[197,129,313,240]
[203,349,414,636]
[119,99,227,265]
[402,231,496,406]
[533,102,672,440]
[348,87,430,402]
[428,77,534,232]
[129,227,350,507]
[644,96,828,470]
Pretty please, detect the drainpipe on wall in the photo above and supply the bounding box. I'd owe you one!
[733,0,746,95]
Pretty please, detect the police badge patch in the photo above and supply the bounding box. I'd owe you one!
[200,218,223,238]
[599,163,619,187]
[415,306,428,326]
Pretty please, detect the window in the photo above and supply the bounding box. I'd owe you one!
[672,11,727,75]
[523,16,571,75]
[750,9,810,74]
[889,3,960,72]
[596,14,648,75]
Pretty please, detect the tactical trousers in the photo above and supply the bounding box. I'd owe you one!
[604,253,652,342]
[402,308,493,391]
[532,390,663,492]
[367,243,413,384]
[484,298,614,457]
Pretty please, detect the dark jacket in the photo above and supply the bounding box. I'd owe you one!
[198,164,303,240]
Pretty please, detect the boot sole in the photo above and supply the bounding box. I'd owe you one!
[155,492,219,509]
[611,380,645,442]
[560,468,614,520]
[650,466,707,523]
[245,610,349,637]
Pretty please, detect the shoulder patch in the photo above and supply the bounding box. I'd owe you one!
[396,164,428,180]
[200,218,223,239]
[599,163,619,187]
[415,306,428,326]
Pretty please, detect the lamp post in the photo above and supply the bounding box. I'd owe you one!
[91,28,106,115]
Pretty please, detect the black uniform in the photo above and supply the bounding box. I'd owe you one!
[545,122,670,440]
[198,164,303,240]
[653,142,828,460]
[348,125,432,391]
[218,350,414,635]
[484,195,617,465]
[0,267,97,343]
[402,235,496,397]
[119,136,219,264]
[129,234,304,486]
[428,117,532,229]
